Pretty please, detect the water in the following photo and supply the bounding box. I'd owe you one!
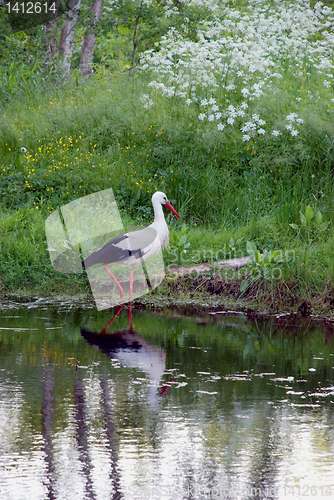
[0,307,334,499]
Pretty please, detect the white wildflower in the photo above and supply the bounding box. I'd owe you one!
[140,94,153,108]
[286,113,298,122]
[217,123,225,131]
[257,128,266,135]
[241,122,256,132]
[208,114,215,122]
[242,134,251,142]
[227,117,235,125]
[198,113,206,121]
[272,130,280,137]
[228,105,238,118]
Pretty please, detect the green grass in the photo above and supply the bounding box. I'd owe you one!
[1,71,334,312]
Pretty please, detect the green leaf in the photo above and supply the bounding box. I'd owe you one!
[246,241,257,255]
[314,211,322,225]
[305,206,314,224]
[319,221,329,231]
[262,249,270,262]
[255,250,262,263]
[235,237,244,246]
[169,234,177,245]
[229,237,234,248]
[300,212,307,226]
[270,250,283,262]
[179,235,187,246]
[240,280,249,292]
[289,223,299,230]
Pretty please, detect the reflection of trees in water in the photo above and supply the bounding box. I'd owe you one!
[2,311,334,498]
[100,375,122,500]
[245,405,280,500]
[42,366,56,500]
[74,375,97,500]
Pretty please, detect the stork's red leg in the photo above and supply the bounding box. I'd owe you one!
[128,266,135,330]
[101,304,124,334]
[129,266,135,300]
[103,263,124,299]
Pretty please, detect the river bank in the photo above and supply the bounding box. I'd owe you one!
[1,260,334,322]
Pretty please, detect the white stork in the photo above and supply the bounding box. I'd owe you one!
[82,191,181,308]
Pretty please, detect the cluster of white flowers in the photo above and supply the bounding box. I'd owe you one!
[240,114,266,140]
[140,0,334,141]
[140,94,154,108]
[285,112,304,136]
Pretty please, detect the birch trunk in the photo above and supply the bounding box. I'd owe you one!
[43,19,58,64]
[79,0,104,79]
[58,0,82,77]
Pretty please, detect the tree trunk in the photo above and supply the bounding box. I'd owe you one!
[129,0,144,75]
[79,0,104,79]
[43,19,58,65]
[59,0,82,77]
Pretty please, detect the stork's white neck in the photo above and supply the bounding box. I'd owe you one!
[151,199,169,247]
[152,200,165,224]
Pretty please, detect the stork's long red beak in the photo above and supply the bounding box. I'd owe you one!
[165,201,181,219]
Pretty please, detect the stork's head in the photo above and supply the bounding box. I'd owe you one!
[152,191,181,219]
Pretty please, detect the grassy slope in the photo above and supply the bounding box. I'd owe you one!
[1,73,334,314]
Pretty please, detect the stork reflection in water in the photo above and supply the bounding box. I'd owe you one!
[81,321,174,406]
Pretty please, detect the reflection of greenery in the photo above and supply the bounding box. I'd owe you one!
[1,308,334,454]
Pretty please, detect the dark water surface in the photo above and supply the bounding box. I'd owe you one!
[1,307,334,499]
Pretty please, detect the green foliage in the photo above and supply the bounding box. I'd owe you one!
[240,241,286,293]
[98,0,217,70]
[0,0,334,304]
[228,237,244,252]
[289,206,330,235]
[168,223,190,266]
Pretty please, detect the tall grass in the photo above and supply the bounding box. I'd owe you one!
[0,68,334,301]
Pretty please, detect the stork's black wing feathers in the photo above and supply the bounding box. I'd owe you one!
[82,227,158,270]
[83,234,131,269]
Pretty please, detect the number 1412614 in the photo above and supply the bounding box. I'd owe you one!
[6,2,56,14]
[284,484,333,496]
